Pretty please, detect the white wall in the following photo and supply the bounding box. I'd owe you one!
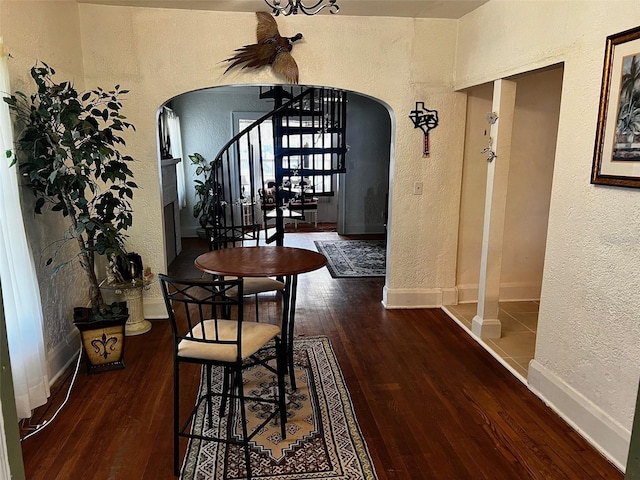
[171,87,272,237]
[71,6,465,308]
[0,0,87,380]
[340,93,391,235]
[1,3,465,372]
[457,66,563,303]
[457,0,640,469]
[457,83,492,302]
[502,66,562,297]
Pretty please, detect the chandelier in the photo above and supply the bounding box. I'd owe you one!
[263,0,340,16]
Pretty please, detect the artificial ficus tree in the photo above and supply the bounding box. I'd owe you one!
[4,62,137,316]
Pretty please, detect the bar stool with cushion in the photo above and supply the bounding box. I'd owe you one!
[230,276,284,321]
[205,225,285,322]
[159,275,287,478]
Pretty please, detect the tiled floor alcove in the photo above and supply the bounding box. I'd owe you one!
[443,301,539,381]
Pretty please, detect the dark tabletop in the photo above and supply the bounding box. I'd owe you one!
[195,246,327,277]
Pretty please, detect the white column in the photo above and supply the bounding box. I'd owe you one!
[472,79,517,339]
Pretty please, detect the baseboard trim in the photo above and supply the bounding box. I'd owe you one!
[47,328,81,386]
[382,286,457,308]
[182,225,201,238]
[143,297,168,319]
[457,282,542,303]
[441,306,527,384]
[48,298,168,384]
[456,284,478,303]
[528,360,629,472]
[472,314,502,338]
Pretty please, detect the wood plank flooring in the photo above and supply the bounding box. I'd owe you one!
[20,232,623,479]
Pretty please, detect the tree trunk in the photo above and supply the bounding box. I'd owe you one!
[78,248,104,314]
[64,196,105,314]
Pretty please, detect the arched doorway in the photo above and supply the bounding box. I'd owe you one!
[157,84,392,266]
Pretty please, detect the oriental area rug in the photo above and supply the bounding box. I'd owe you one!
[314,240,386,278]
[180,336,378,480]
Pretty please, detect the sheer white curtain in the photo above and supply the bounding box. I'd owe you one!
[165,108,186,209]
[0,41,50,419]
[0,405,10,478]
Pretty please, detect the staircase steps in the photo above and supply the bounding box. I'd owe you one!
[206,85,348,247]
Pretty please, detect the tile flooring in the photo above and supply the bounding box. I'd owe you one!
[443,301,539,381]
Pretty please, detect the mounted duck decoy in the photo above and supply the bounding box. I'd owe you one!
[223,12,303,84]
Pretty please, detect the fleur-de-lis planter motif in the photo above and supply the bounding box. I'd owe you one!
[74,304,129,374]
[91,333,120,360]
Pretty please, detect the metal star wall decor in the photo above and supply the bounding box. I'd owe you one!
[409,102,439,156]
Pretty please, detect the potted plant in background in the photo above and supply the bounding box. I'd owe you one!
[190,152,229,245]
[190,152,217,230]
[4,62,138,373]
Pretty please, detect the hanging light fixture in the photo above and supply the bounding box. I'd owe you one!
[264,0,339,16]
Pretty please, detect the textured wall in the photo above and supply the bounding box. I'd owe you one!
[457,83,491,296]
[171,87,271,237]
[457,67,563,301]
[502,67,562,289]
[73,6,465,298]
[458,0,640,435]
[2,3,463,370]
[340,93,391,235]
[1,1,88,370]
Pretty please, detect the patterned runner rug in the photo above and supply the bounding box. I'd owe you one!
[314,240,386,278]
[180,336,378,480]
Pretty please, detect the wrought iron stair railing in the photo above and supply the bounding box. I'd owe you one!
[205,86,348,249]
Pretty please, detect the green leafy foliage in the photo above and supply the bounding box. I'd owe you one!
[190,152,216,228]
[4,62,137,314]
[91,301,128,321]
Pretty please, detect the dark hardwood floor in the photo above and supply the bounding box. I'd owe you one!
[20,232,622,479]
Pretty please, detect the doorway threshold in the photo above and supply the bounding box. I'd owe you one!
[441,301,539,385]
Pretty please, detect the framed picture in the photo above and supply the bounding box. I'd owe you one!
[592,25,640,188]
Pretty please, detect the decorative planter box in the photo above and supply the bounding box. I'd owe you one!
[73,305,128,374]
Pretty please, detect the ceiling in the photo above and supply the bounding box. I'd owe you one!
[75,0,489,19]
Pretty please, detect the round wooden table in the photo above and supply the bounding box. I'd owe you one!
[195,246,327,389]
[195,246,326,278]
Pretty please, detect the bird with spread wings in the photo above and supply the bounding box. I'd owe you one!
[223,12,303,84]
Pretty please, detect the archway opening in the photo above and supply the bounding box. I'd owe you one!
[157,84,393,268]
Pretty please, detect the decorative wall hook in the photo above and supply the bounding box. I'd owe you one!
[481,112,498,162]
[409,102,439,157]
[482,146,497,162]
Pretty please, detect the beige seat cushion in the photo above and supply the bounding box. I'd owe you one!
[178,319,280,362]
[226,276,285,296]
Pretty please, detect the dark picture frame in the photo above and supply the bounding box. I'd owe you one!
[592,25,640,188]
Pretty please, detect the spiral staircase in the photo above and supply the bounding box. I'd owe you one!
[205,85,348,248]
